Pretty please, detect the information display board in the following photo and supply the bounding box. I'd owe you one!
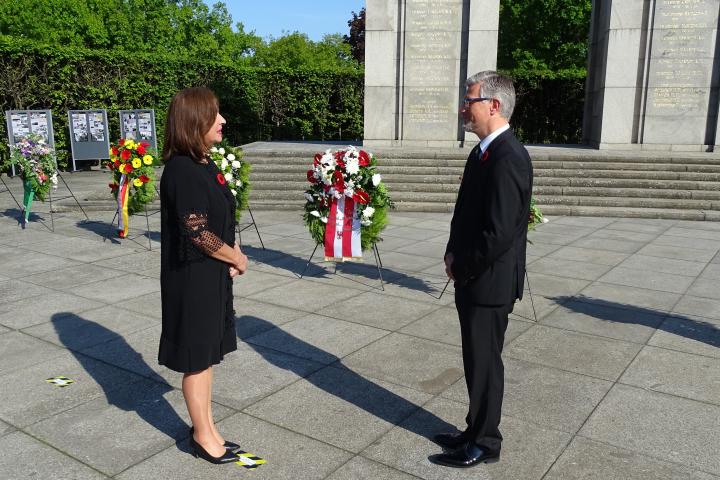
[119,109,157,151]
[67,109,110,170]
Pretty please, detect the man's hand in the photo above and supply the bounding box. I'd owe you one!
[229,266,240,278]
[444,253,455,280]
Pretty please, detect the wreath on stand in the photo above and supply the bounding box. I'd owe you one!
[10,134,58,224]
[106,138,157,238]
[209,142,251,220]
[304,146,392,255]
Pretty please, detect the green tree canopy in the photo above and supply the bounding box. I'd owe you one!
[498,0,592,77]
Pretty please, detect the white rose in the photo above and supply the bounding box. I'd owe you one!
[230,189,237,196]
[310,210,321,217]
[218,148,225,155]
[210,147,218,153]
[224,172,233,181]
[372,173,382,186]
[304,193,314,203]
[221,158,228,169]
[361,219,372,226]
[236,180,242,188]
[321,216,328,224]
[232,160,241,168]
[362,206,375,218]
[227,153,235,161]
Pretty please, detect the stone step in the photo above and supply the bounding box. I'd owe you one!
[535,169,720,181]
[537,205,720,221]
[533,177,720,190]
[534,185,720,200]
[532,161,720,173]
[244,148,720,165]
[247,154,720,172]
[534,194,720,210]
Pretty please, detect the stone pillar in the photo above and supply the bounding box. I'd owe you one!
[584,0,720,151]
[364,0,500,148]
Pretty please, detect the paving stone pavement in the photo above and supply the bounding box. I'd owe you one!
[1,186,719,479]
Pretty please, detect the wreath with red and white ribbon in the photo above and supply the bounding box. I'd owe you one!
[303,146,392,257]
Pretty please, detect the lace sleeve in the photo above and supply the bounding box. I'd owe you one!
[181,212,225,255]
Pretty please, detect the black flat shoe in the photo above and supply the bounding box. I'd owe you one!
[189,427,241,451]
[433,431,468,449]
[189,435,239,464]
[429,441,500,468]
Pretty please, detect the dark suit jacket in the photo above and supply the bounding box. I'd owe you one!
[446,129,533,305]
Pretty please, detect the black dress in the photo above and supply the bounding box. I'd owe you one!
[158,155,237,373]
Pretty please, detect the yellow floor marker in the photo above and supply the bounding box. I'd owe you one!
[46,376,74,387]
[235,451,266,470]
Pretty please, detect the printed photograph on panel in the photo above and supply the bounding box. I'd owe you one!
[122,112,138,139]
[10,112,29,143]
[71,113,88,142]
[30,112,50,142]
[138,112,153,140]
[89,112,105,142]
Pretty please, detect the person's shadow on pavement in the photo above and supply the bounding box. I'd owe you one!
[237,315,461,442]
[51,312,190,451]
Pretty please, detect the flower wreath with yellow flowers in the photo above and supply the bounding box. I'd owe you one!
[106,138,157,215]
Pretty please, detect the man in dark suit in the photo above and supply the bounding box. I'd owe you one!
[429,71,533,468]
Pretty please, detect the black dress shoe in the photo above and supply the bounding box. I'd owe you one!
[433,432,468,449]
[189,435,239,464]
[189,427,241,451]
[429,441,500,468]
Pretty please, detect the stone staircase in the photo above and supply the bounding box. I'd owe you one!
[43,142,720,221]
[243,143,720,221]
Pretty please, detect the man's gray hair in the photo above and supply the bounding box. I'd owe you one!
[466,71,516,120]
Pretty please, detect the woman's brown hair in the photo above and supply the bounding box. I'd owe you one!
[162,87,219,163]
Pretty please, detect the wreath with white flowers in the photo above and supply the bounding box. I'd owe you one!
[304,146,392,251]
[209,143,251,220]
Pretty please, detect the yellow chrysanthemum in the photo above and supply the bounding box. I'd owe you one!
[142,155,153,165]
[109,148,115,157]
[133,178,143,187]
[131,158,142,169]
[118,164,126,174]
[125,140,135,150]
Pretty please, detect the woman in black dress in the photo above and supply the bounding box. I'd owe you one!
[159,87,248,464]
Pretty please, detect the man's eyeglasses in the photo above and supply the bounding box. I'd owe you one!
[462,97,492,108]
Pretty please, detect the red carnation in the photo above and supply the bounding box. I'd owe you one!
[307,170,317,184]
[358,150,370,166]
[139,175,150,183]
[121,149,131,161]
[313,153,322,166]
[118,139,125,146]
[353,189,370,204]
[336,159,345,169]
[114,159,121,168]
[137,145,146,155]
[111,147,119,156]
[217,173,226,185]
[334,151,344,161]
[125,164,134,174]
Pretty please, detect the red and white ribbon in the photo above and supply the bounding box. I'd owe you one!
[324,196,362,261]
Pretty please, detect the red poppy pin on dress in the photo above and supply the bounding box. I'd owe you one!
[216,173,226,185]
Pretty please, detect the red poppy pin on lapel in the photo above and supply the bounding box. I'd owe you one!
[481,150,489,162]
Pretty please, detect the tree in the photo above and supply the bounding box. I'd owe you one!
[252,32,357,69]
[344,8,365,64]
[498,0,591,76]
